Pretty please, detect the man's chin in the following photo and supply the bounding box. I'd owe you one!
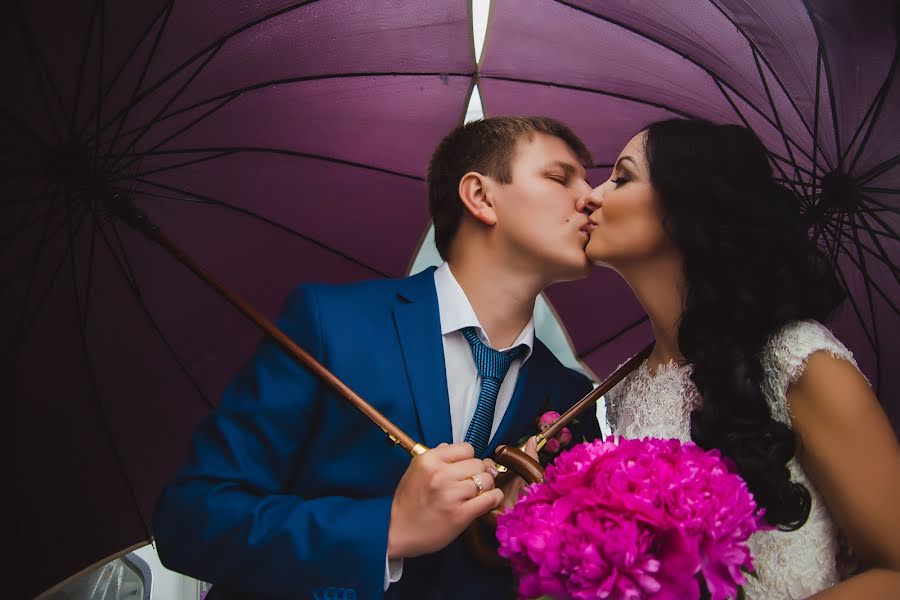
[553,258,593,283]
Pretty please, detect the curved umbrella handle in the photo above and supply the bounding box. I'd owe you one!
[464,344,653,567]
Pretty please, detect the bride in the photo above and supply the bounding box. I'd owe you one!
[578,119,900,598]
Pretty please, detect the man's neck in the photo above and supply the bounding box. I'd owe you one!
[446,256,542,349]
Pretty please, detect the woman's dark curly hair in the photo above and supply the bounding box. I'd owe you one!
[643,119,846,530]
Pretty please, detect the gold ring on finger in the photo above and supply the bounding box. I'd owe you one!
[469,473,484,495]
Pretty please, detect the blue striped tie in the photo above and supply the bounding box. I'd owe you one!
[460,326,526,458]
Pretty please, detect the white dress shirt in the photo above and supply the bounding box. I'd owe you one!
[386,262,535,589]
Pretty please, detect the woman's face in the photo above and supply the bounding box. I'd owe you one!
[579,131,671,268]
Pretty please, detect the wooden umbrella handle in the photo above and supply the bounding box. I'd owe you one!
[464,345,653,567]
[119,199,428,458]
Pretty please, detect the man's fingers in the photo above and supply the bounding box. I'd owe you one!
[427,442,475,462]
[460,488,504,520]
[448,471,497,501]
[443,458,489,481]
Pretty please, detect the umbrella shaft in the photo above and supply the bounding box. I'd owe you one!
[148,227,425,456]
[536,345,652,444]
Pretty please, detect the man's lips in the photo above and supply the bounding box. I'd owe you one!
[580,222,596,234]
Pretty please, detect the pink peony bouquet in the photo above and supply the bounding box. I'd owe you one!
[496,437,769,600]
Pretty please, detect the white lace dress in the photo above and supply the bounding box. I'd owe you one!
[605,320,861,599]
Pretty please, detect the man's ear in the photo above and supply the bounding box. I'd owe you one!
[458,171,498,225]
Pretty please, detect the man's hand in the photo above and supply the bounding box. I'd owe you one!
[387,442,503,559]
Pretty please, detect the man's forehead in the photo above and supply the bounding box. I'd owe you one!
[515,134,588,175]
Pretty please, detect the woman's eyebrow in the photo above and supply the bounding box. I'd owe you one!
[614,156,638,170]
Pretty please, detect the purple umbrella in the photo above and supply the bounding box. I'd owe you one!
[479,0,899,427]
[1,1,474,596]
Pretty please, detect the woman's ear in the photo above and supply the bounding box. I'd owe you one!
[458,171,498,225]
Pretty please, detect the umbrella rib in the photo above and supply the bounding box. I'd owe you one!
[857,155,899,185]
[104,44,224,176]
[811,47,823,190]
[92,72,476,151]
[751,48,809,197]
[0,109,54,152]
[91,0,327,137]
[80,212,100,333]
[480,74,695,118]
[129,178,392,278]
[845,11,899,174]
[850,211,900,278]
[846,212,886,391]
[546,0,814,161]
[829,223,899,316]
[12,0,68,144]
[113,149,236,179]
[94,1,175,162]
[821,213,899,278]
[8,189,56,316]
[713,78,815,188]
[107,95,238,175]
[715,79,805,197]
[15,203,87,348]
[77,1,174,140]
[0,206,72,297]
[705,0,827,155]
[860,187,900,196]
[90,0,106,165]
[106,216,217,409]
[576,315,649,360]
[114,147,423,181]
[800,0,842,168]
[818,227,879,351]
[69,202,155,543]
[853,196,899,237]
[70,0,103,140]
[0,196,55,250]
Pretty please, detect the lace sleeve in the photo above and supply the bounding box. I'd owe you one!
[762,320,862,426]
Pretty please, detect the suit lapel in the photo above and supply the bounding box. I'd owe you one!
[392,268,453,449]
[487,343,548,455]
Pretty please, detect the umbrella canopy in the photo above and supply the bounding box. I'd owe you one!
[1,1,474,596]
[478,0,899,427]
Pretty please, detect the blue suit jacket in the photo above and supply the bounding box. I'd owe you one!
[153,267,598,599]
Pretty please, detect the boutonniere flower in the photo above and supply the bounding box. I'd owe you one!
[516,406,578,467]
[536,410,573,455]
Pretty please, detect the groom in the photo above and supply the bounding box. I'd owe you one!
[153,116,601,599]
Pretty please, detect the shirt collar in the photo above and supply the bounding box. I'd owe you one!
[433,262,535,361]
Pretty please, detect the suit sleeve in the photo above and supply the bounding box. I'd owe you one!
[152,285,391,599]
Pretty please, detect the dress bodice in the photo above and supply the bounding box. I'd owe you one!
[605,320,860,599]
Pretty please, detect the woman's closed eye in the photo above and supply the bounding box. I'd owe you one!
[611,176,629,187]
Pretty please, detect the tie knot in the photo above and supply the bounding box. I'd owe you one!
[460,326,526,380]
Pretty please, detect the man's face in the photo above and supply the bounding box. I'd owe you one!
[489,133,593,282]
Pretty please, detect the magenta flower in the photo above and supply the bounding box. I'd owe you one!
[497,437,767,600]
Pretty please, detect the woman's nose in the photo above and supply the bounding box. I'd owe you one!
[576,187,603,214]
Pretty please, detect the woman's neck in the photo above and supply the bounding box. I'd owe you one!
[616,256,686,371]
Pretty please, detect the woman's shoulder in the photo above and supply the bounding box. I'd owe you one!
[762,320,862,424]
[765,320,857,374]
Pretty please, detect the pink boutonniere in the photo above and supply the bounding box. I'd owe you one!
[516,407,579,467]
[536,410,573,455]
